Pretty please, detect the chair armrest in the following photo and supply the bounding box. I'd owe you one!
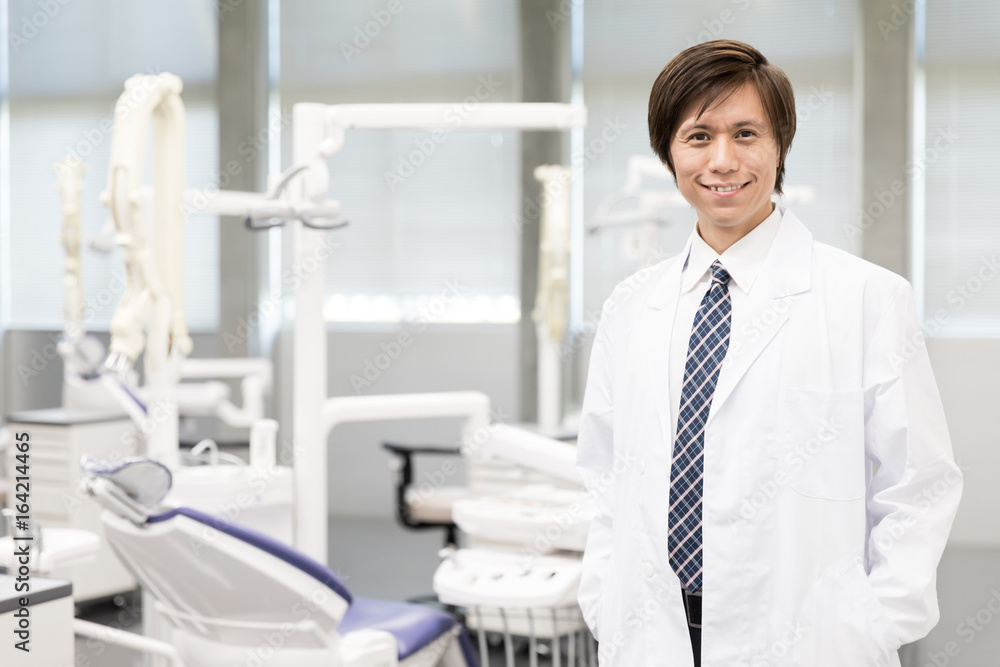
[382,441,462,457]
[382,442,462,533]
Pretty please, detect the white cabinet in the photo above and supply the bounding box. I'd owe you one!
[5,409,138,602]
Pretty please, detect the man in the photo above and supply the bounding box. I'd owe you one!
[576,40,962,667]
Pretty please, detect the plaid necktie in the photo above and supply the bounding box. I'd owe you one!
[668,260,732,593]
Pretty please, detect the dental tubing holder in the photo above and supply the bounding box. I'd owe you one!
[57,157,86,342]
[100,73,192,467]
[532,165,572,432]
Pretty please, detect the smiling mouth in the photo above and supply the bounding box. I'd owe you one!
[703,182,750,192]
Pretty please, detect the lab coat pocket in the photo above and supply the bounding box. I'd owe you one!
[791,559,900,667]
[781,387,865,501]
[843,559,901,656]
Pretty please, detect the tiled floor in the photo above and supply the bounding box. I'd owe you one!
[72,522,1000,667]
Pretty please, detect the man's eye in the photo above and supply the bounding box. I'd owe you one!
[737,129,756,138]
[690,132,709,141]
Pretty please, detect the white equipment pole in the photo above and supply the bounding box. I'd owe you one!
[289,103,330,563]
[287,103,587,564]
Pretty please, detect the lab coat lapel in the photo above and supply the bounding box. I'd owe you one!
[644,245,688,449]
[709,209,813,421]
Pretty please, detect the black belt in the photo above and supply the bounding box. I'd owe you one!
[681,588,702,629]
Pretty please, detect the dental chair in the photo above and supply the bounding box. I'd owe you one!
[79,457,479,667]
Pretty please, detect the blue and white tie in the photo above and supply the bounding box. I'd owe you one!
[668,260,732,593]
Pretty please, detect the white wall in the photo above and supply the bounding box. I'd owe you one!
[927,339,1000,546]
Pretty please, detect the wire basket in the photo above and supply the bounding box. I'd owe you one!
[462,605,597,667]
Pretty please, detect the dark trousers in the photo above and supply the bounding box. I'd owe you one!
[680,588,702,667]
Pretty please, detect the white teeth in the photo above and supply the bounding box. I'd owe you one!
[708,183,745,192]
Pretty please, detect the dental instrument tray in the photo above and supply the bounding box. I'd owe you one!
[450,484,595,553]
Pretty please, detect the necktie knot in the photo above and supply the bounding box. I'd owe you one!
[710,260,731,287]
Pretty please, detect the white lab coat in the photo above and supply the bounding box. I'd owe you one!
[576,208,962,666]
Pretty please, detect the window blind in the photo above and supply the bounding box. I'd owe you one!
[3,0,219,331]
[923,0,1000,336]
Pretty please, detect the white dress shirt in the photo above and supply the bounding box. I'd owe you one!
[668,204,784,441]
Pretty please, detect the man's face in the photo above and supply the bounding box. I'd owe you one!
[668,84,779,241]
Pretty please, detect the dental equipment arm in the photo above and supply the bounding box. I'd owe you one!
[532,165,572,432]
[292,391,491,564]
[100,73,192,465]
[56,157,85,341]
[156,160,347,230]
[183,104,586,233]
[479,423,582,486]
[178,358,273,429]
[55,156,108,381]
[101,72,191,378]
[589,155,687,231]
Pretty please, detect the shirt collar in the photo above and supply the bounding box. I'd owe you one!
[681,204,783,295]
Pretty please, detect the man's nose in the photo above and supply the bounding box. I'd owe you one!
[709,138,739,173]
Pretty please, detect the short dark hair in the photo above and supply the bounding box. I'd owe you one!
[648,39,796,195]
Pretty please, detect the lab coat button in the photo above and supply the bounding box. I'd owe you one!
[642,562,654,578]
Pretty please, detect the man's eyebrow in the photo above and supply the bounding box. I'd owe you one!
[678,120,768,133]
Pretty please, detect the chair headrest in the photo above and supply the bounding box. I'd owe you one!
[81,456,173,509]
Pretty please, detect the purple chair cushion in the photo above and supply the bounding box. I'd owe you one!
[339,597,473,663]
